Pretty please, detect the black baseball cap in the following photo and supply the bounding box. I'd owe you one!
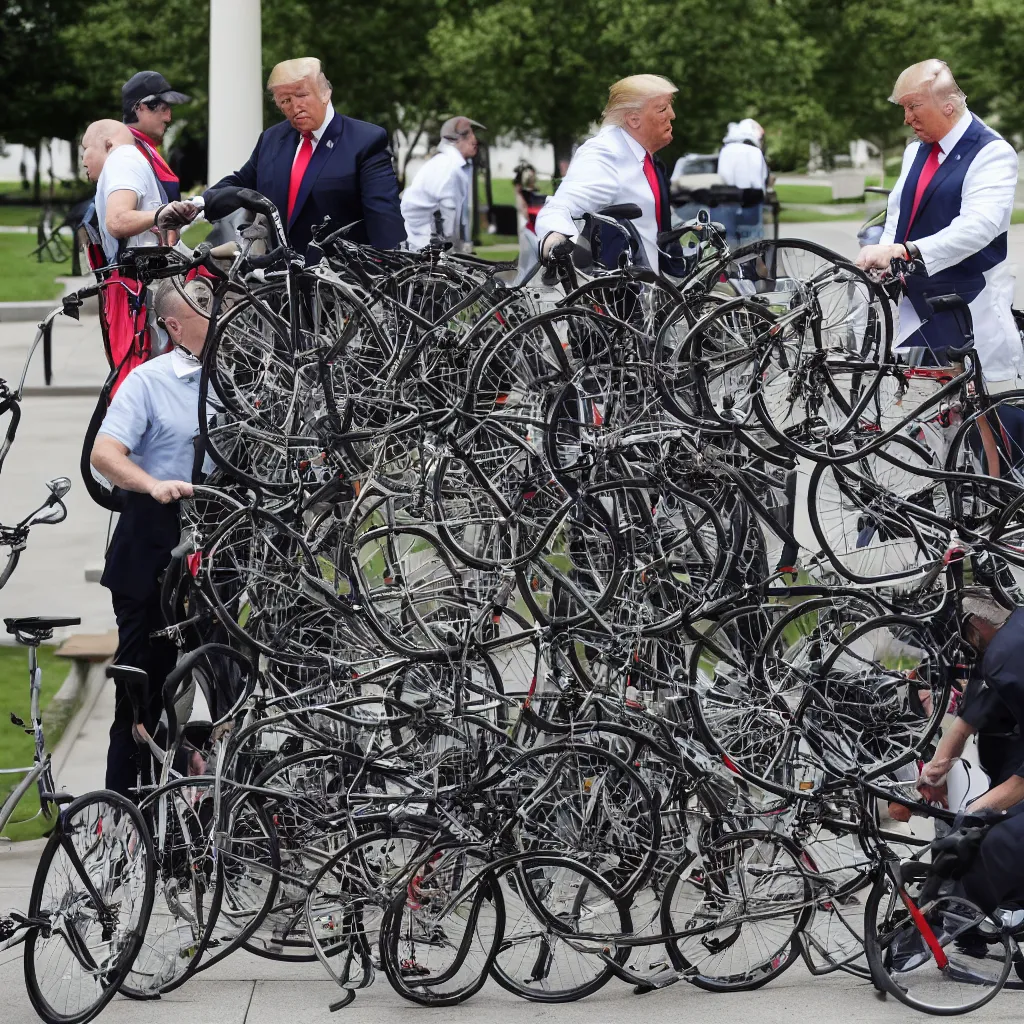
[122,71,191,120]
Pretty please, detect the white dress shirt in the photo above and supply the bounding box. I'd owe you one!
[880,109,1020,380]
[293,102,336,158]
[401,141,473,250]
[534,125,662,271]
[716,141,768,191]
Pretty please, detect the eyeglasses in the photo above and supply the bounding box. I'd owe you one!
[137,98,171,114]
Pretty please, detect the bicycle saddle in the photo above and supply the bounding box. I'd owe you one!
[5,616,81,645]
[595,203,643,221]
[5,616,81,632]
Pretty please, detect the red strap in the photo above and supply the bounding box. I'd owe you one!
[128,126,178,185]
[642,153,663,230]
[287,134,314,221]
[904,143,940,240]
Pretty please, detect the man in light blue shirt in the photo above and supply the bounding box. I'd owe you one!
[90,281,207,797]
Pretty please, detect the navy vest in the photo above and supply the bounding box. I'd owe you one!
[895,116,1007,353]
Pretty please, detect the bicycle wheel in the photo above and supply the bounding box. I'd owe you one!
[660,829,811,992]
[380,844,504,1006]
[864,871,1012,1014]
[121,779,218,996]
[490,854,632,1002]
[23,790,155,1024]
[807,437,950,587]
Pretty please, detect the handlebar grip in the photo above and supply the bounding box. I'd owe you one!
[169,537,196,560]
[245,246,288,270]
[236,188,276,216]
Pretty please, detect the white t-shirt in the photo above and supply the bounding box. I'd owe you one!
[717,141,768,191]
[95,144,165,262]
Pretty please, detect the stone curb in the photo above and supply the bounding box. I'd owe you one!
[48,660,110,792]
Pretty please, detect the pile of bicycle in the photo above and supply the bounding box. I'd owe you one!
[7,188,1024,1022]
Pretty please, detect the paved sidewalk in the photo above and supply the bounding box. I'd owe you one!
[0,312,114,637]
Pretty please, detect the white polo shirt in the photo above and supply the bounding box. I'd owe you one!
[401,141,473,250]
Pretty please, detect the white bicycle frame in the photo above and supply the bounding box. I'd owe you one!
[0,645,57,952]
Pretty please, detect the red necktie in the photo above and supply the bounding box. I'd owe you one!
[287,132,314,221]
[904,142,940,239]
[643,152,663,229]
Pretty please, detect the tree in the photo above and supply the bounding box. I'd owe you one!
[792,0,966,166]
[1,0,87,198]
[261,0,455,184]
[58,0,211,185]
[428,0,635,178]
[618,0,824,170]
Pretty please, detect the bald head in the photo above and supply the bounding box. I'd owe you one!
[81,120,134,182]
[154,280,209,356]
[889,60,967,146]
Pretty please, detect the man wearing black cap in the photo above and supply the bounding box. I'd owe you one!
[401,116,484,250]
[122,70,191,202]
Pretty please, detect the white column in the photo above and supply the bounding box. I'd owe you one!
[207,0,263,185]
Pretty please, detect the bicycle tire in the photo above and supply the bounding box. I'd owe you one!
[863,869,1012,1015]
[23,790,156,1024]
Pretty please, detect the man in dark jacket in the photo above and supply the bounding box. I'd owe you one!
[204,57,405,254]
[915,589,1024,912]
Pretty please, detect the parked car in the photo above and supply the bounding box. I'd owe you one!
[857,186,891,247]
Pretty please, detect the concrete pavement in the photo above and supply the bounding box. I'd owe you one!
[0,312,114,637]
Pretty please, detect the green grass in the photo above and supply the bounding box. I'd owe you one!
[0,205,45,227]
[479,177,554,207]
[182,220,214,246]
[0,644,73,842]
[773,183,834,205]
[475,246,518,263]
[0,233,69,302]
[775,207,869,224]
[0,179,84,198]
[1012,209,1024,225]
[864,174,900,190]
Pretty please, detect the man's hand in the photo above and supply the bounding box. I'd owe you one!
[917,760,950,806]
[150,479,194,504]
[156,201,200,231]
[856,243,907,272]
[540,231,569,260]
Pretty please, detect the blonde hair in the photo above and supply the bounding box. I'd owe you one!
[889,59,966,115]
[602,75,678,127]
[267,57,332,94]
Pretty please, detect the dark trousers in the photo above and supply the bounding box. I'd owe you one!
[105,590,177,798]
[101,494,180,797]
[961,803,1024,913]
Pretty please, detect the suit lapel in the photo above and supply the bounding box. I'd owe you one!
[895,142,932,240]
[654,156,670,231]
[289,114,345,227]
[913,116,984,226]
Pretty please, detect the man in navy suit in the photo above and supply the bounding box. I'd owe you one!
[856,59,1021,385]
[205,57,405,253]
